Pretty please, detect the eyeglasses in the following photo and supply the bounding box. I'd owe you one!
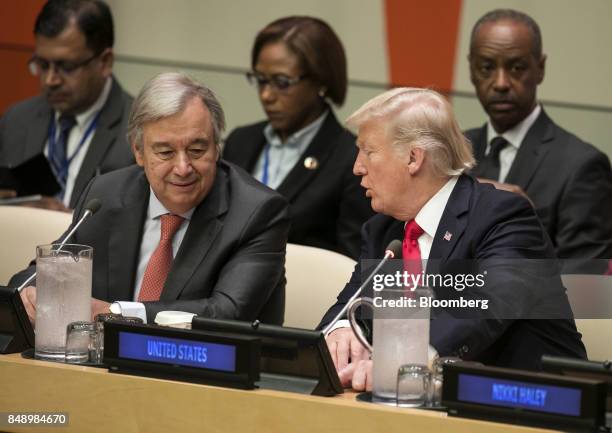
[28,53,99,77]
[246,71,307,91]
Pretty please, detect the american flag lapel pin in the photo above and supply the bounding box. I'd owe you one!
[443,231,453,241]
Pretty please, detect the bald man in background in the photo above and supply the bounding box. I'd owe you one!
[466,9,612,272]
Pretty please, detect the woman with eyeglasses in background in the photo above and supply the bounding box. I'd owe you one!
[223,16,372,260]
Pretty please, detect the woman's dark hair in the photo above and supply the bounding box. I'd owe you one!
[252,16,347,106]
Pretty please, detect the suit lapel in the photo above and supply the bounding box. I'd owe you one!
[22,103,52,163]
[107,172,149,301]
[470,124,488,164]
[240,128,267,173]
[384,220,405,257]
[71,80,126,207]
[277,111,342,202]
[162,166,229,300]
[468,124,488,177]
[426,176,471,274]
[504,110,554,190]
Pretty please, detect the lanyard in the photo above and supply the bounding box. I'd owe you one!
[48,111,101,181]
[261,143,271,186]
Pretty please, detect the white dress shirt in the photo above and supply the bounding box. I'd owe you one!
[45,77,112,206]
[485,104,541,182]
[252,110,328,189]
[111,189,194,323]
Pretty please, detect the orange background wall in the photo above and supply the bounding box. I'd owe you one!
[384,0,462,92]
[0,1,46,115]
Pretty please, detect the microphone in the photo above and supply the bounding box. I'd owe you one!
[16,198,102,292]
[322,239,402,335]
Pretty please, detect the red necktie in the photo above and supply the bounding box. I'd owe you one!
[138,214,185,302]
[403,219,424,288]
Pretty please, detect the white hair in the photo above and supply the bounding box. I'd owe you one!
[347,87,475,176]
[128,72,226,150]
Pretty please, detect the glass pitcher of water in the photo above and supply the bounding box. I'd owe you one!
[35,243,92,361]
[347,286,432,404]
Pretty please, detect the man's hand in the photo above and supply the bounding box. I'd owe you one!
[477,178,534,207]
[326,327,369,387]
[344,359,373,392]
[91,298,111,320]
[20,288,111,325]
[19,286,37,326]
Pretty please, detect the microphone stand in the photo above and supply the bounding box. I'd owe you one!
[322,244,400,336]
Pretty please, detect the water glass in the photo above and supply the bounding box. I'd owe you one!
[35,244,93,361]
[430,356,462,407]
[65,321,96,364]
[396,364,431,407]
[94,314,144,364]
[348,286,432,404]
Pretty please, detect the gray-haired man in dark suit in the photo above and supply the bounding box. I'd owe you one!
[13,72,290,325]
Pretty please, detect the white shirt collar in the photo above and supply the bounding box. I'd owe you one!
[413,176,459,238]
[263,109,328,147]
[486,104,541,152]
[147,187,195,221]
[54,77,112,129]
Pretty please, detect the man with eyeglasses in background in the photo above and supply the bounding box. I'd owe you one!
[0,0,133,211]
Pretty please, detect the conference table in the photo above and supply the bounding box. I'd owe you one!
[0,353,563,433]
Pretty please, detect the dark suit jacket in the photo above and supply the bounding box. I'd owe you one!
[319,175,586,370]
[0,78,135,207]
[466,110,612,264]
[223,111,374,260]
[10,161,290,324]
